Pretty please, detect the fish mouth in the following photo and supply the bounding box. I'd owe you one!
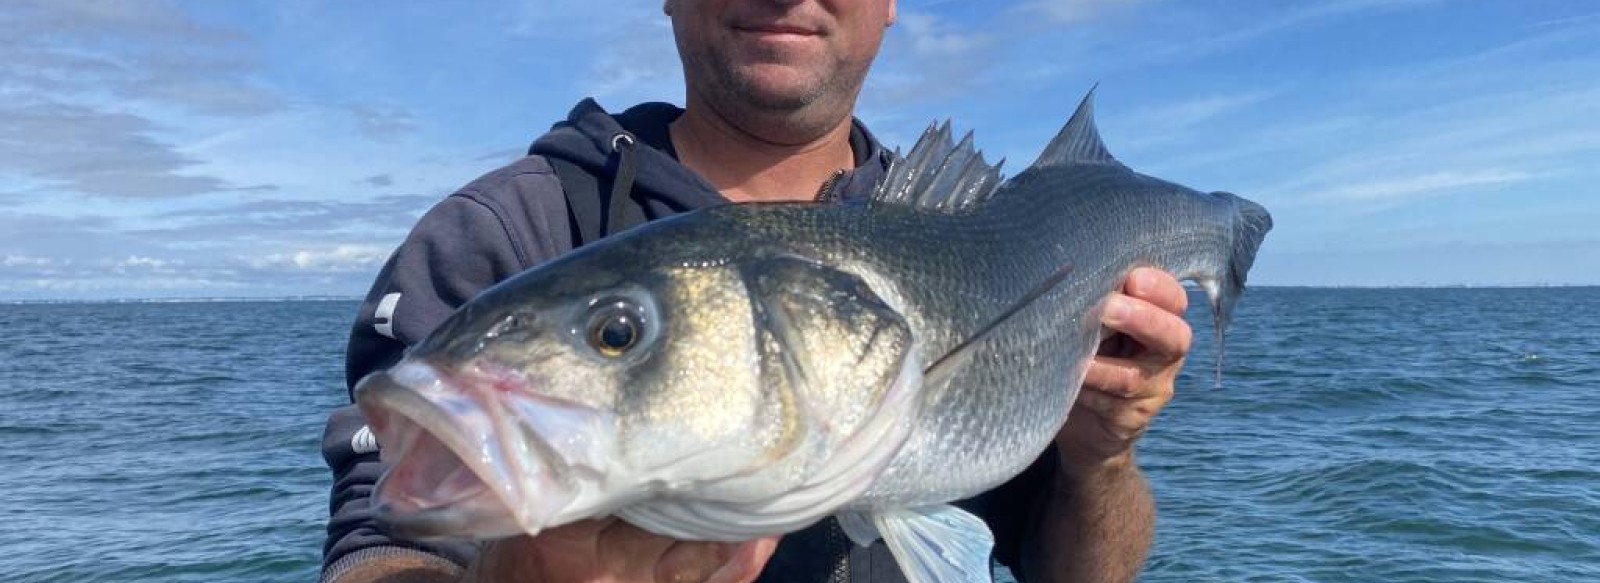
[354,360,610,541]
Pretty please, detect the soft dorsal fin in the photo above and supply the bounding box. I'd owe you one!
[873,121,1004,212]
[1030,86,1123,169]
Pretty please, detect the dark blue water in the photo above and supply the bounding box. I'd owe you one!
[2,289,1596,581]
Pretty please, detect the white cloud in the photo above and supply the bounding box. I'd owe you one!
[250,245,389,273]
[0,276,245,295]
[897,12,990,57]
[115,255,178,269]
[3,254,59,268]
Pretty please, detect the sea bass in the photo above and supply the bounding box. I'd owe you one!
[354,90,1272,582]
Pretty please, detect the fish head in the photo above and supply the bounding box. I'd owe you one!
[355,219,920,541]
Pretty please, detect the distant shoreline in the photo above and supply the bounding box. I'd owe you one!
[4,285,1596,305]
[1235,284,1599,290]
[0,296,364,305]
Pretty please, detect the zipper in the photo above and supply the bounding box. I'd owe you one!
[814,169,847,202]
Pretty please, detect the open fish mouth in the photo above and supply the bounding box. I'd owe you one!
[370,407,519,539]
[354,360,606,541]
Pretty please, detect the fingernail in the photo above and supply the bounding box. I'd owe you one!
[1105,297,1131,325]
[1132,268,1156,291]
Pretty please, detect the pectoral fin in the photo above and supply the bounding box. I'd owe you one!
[924,262,1075,389]
[873,505,996,583]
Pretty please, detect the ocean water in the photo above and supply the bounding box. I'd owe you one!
[1,288,1596,582]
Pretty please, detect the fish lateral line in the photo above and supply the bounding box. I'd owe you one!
[922,262,1077,386]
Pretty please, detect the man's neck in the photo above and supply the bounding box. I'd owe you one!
[669,102,856,204]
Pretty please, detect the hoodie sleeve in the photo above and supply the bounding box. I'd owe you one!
[321,160,572,582]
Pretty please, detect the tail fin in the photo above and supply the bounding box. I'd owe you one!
[1204,192,1273,387]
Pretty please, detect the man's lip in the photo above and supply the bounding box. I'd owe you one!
[734,24,823,36]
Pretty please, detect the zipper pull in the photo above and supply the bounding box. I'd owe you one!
[814,169,847,202]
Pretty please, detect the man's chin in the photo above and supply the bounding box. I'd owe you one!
[726,66,830,110]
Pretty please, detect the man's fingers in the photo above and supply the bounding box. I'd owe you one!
[1073,383,1169,438]
[597,520,679,578]
[1082,357,1147,398]
[1124,267,1187,315]
[656,540,737,583]
[1077,383,1169,421]
[703,537,780,583]
[655,536,778,583]
[1102,294,1193,361]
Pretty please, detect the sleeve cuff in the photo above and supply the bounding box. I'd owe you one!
[321,546,466,583]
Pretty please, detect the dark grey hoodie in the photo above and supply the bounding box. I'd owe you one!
[320,99,1049,583]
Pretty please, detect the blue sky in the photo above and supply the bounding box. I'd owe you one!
[2,0,1597,300]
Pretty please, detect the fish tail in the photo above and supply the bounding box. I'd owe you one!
[1203,192,1273,387]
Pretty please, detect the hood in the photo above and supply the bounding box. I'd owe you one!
[528,98,893,210]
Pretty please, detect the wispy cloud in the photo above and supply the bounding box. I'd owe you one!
[1137,16,1600,218]
[1304,169,1540,203]
[345,103,419,140]
[1523,11,1600,30]
[585,19,682,105]
[1257,78,1600,212]
[1129,90,1281,131]
[148,195,436,241]
[0,103,232,198]
[1183,0,1447,59]
[507,0,683,105]
[0,0,281,117]
[474,148,525,163]
[0,0,280,200]
[896,12,992,57]
[1016,0,1145,25]
[1112,89,1284,154]
[4,1,1597,295]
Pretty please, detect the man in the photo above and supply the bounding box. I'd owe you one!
[319,1,1192,582]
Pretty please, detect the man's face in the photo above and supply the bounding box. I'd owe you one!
[666,0,896,115]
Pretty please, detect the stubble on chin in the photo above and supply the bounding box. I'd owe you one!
[701,54,868,141]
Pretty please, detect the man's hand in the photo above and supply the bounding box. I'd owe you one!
[462,520,779,583]
[1057,267,1191,470]
[1022,268,1187,583]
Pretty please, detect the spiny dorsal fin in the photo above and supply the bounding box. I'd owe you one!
[1030,86,1122,169]
[873,120,1004,212]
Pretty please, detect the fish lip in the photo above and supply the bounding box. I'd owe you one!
[354,360,552,540]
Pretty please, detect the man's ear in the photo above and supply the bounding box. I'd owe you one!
[663,0,674,16]
[886,0,896,27]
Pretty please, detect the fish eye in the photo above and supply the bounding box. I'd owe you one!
[585,301,646,358]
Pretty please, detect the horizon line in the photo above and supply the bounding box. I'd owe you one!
[4,283,1598,304]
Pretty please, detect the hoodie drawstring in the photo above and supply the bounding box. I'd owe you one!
[604,133,638,238]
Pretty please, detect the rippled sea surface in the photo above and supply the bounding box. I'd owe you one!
[2,288,1597,582]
